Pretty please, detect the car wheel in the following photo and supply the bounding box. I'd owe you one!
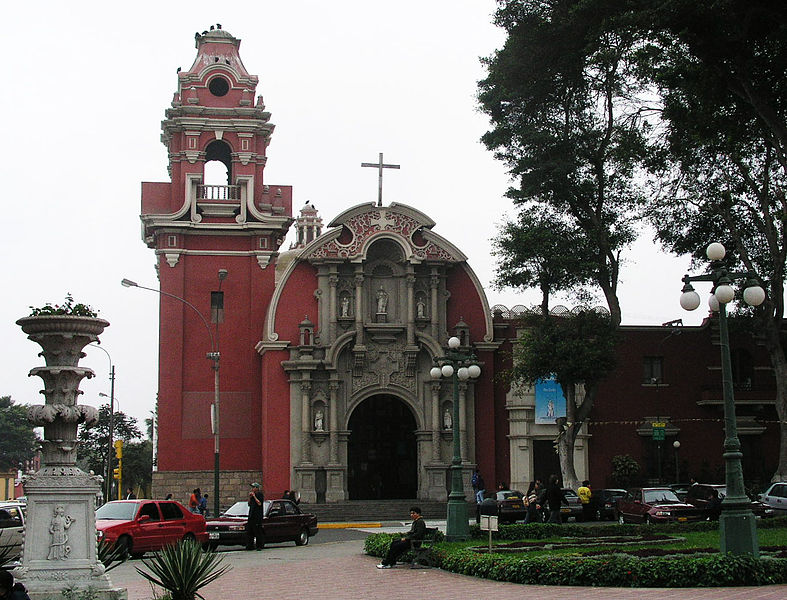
[295,528,309,546]
[115,535,132,559]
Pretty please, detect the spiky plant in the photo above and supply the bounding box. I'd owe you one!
[135,540,230,600]
[97,538,127,573]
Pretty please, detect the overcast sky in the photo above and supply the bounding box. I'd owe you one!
[2,1,701,427]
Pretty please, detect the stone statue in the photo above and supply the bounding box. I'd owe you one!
[314,409,324,432]
[416,297,426,318]
[443,407,452,430]
[48,504,74,561]
[340,295,351,317]
[376,286,388,314]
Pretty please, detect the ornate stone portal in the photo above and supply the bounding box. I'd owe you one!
[15,315,126,600]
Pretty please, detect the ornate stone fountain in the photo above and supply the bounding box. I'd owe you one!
[15,314,126,599]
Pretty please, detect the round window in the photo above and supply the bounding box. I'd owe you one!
[208,76,230,97]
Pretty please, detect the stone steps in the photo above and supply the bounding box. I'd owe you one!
[299,499,447,522]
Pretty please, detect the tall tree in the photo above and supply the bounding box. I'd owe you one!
[479,0,648,486]
[0,396,38,471]
[634,0,787,480]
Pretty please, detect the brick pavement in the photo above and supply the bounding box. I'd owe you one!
[108,540,787,600]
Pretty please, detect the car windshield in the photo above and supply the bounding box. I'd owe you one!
[96,502,137,520]
[496,491,522,500]
[644,490,681,504]
[223,500,272,517]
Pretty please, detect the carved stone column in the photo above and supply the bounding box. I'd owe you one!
[354,269,365,345]
[431,382,441,462]
[329,382,340,465]
[430,269,440,339]
[459,382,468,462]
[300,381,312,464]
[328,273,338,342]
[406,271,415,345]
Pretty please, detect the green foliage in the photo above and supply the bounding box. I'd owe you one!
[611,454,641,488]
[29,293,98,317]
[135,539,231,600]
[363,530,446,564]
[0,395,39,470]
[97,538,127,573]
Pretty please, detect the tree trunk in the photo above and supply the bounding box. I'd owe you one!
[557,382,596,491]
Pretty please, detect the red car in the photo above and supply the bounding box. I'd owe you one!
[96,499,208,558]
[205,499,318,550]
[616,488,705,524]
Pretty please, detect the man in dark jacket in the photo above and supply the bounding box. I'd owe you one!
[376,506,427,568]
[546,474,568,523]
[0,569,31,600]
[245,482,265,550]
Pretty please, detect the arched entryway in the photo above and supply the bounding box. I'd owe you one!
[347,395,417,499]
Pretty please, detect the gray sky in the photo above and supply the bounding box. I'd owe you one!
[1,1,699,427]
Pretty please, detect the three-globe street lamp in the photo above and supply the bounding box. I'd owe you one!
[679,242,765,556]
[430,336,481,542]
[122,276,224,518]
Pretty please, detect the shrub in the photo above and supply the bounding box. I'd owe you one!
[611,454,641,488]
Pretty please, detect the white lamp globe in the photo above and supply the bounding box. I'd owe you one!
[673,440,681,449]
[714,284,735,304]
[743,285,766,307]
[457,367,470,381]
[448,336,461,349]
[680,290,701,311]
[467,364,481,379]
[708,294,720,312]
[441,364,454,378]
[430,367,442,380]
[706,242,726,261]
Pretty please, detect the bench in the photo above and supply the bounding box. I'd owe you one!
[409,527,439,569]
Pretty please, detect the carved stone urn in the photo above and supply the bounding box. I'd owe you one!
[15,315,127,600]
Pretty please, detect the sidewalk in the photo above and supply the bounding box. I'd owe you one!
[109,539,787,600]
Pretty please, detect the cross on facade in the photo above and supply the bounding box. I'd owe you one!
[361,152,400,206]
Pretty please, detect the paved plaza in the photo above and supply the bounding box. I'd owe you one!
[107,535,787,600]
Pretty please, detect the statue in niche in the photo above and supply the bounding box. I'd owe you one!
[314,409,324,431]
[443,407,452,430]
[340,295,351,317]
[376,286,389,314]
[48,504,74,561]
[416,297,426,319]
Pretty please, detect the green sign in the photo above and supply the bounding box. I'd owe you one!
[652,422,666,441]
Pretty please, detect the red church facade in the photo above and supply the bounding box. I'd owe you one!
[140,27,780,507]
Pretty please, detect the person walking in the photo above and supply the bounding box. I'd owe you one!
[471,469,485,504]
[199,493,208,516]
[577,480,593,522]
[188,488,200,513]
[546,474,567,524]
[376,506,427,568]
[524,481,542,524]
[246,482,265,550]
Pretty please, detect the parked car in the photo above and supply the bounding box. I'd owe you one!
[684,483,771,519]
[96,499,207,558]
[205,499,318,550]
[0,501,26,565]
[758,481,787,516]
[615,488,705,524]
[594,488,627,520]
[494,490,527,523]
[668,483,691,501]
[560,489,583,522]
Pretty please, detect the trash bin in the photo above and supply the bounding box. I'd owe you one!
[476,496,498,524]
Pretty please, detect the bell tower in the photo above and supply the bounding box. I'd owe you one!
[141,25,293,503]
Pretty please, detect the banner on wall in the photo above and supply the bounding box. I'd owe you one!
[534,376,567,424]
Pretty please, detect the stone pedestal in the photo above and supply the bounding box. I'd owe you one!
[15,315,127,600]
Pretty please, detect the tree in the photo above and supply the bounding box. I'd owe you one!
[632,0,787,480]
[479,0,648,486]
[0,396,38,471]
[77,404,142,497]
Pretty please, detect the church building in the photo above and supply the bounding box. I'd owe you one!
[140,27,780,507]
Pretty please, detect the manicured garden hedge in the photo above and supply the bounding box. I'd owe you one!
[364,519,787,587]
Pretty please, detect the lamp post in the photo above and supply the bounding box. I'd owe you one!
[122,276,223,518]
[89,343,115,504]
[430,336,481,541]
[673,440,681,484]
[679,242,765,556]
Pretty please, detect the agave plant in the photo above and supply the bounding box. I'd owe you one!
[97,538,127,573]
[135,540,230,600]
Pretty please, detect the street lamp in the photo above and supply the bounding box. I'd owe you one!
[672,440,680,484]
[89,343,115,503]
[679,242,765,556]
[430,335,481,541]
[121,276,224,518]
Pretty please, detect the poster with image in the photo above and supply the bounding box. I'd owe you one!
[534,376,566,424]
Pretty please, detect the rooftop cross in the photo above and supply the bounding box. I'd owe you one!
[361,152,400,207]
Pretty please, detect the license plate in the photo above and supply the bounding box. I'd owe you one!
[677,517,687,522]
[510,504,521,508]
[561,507,570,513]
[208,532,219,540]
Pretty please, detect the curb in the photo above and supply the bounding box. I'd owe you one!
[318,521,407,529]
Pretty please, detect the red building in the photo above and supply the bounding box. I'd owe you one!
[141,27,779,506]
